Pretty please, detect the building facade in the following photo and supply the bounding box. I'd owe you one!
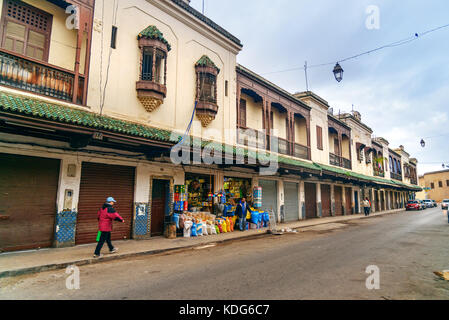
[0,0,420,252]
[416,169,449,202]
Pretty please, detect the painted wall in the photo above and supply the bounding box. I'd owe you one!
[87,0,239,145]
[416,171,449,202]
[294,117,307,145]
[241,93,263,131]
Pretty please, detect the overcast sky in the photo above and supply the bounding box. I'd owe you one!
[189,0,449,175]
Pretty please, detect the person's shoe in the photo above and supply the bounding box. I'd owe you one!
[93,254,102,258]
[110,248,118,254]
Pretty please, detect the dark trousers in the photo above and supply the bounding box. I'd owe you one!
[364,207,370,216]
[94,231,114,255]
[238,216,247,231]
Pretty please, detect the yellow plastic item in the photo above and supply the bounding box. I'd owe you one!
[221,220,227,233]
[226,218,231,232]
[246,211,251,219]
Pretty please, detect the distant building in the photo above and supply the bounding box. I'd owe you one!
[416,169,449,202]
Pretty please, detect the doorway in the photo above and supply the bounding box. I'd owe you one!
[151,179,170,236]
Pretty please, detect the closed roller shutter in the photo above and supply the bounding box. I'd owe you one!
[305,182,317,219]
[76,162,135,245]
[0,153,59,252]
[259,180,278,215]
[284,182,299,222]
[334,186,343,216]
[321,184,331,217]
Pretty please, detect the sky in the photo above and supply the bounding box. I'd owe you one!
[189,0,449,175]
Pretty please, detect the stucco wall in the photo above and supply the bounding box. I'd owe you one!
[86,0,239,145]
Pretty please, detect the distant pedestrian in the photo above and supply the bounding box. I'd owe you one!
[236,197,249,231]
[94,197,125,258]
[363,198,371,216]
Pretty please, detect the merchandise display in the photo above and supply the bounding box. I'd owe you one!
[170,184,271,239]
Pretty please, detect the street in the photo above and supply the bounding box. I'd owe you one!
[1,207,449,300]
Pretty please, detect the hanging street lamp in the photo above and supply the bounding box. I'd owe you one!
[420,139,426,148]
[333,63,344,82]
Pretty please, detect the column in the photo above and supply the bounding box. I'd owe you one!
[299,181,305,220]
[342,186,346,216]
[317,182,322,218]
[278,180,284,223]
[371,188,376,213]
[350,186,355,214]
[331,184,335,217]
[54,157,82,248]
[377,190,381,212]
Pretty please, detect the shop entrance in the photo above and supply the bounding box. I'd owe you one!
[186,173,215,213]
[259,180,278,214]
[284,182,299,222]
[151,179,170,236]
[321,184,331,217]
[334,186,343,216]
[304,182,317,219]
[223,177,252,204]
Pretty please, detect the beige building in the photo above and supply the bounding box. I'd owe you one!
[416,169,449,202]
[0,0,421,252]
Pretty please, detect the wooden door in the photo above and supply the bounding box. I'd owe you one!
[321,184,331,217]
[151,179,169,236]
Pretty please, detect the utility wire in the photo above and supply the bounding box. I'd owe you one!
[262,22,449,76]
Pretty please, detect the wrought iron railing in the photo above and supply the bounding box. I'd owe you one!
[237,127,266,149]
[391,172,403,181]
[0,49,84,104]
[330,153,352,169]
[294,143,309,160]
[277,137,289,155]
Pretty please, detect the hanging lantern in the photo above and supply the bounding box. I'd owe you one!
[420,139,425,148]
[333,62,344,82]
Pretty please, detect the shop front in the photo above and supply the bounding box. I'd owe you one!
[185,173,215,213]
[223,176,252,205]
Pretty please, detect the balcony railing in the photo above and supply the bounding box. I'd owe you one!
[373,168,385,177]
[277,137,289,155]
[237,127,266,149]
[294,143,309,160]
[0,49,84,104]
[330,153,352,169]
[391,172,403,181]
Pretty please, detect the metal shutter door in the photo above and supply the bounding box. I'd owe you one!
[259,180,278,214]
[321,184,331,217]
[0,153,59,252]
[76,162,135,245]
[334,186,343,216]
[284,182,299,222]
[305,182,317,219]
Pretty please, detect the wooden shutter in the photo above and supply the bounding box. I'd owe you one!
[316,126,323,150]
[1,0,52,61]
[239,99,246,127]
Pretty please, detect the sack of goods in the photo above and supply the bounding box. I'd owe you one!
[202,222,208,236]
[197,222,203,236]
[191,222,198,237]
[183,220,193,238]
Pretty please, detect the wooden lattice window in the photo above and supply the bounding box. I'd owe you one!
[0,0,52,61]
[239,99,247,127]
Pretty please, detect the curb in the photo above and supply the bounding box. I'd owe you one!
[0,209,405,279]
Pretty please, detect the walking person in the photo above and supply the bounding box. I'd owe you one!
[236,197,249,231]
[362,198,371,217]
[94,197,125,258]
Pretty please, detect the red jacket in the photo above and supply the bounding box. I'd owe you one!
[98,203,124,232]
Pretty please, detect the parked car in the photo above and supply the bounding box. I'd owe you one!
[418,200,427,210]
[442,199,449,210]
[406,200,422,211]
[432,200,437,207]
[423,200,434,208]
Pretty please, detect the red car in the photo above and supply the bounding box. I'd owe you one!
[406,200,421,211]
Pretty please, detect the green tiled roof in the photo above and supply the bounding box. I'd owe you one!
[0,92,176,143]
[138,25,171,51]
[195,55,220,72]
[317,162,422,191]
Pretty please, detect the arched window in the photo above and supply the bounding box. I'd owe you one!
[389,156,393,172]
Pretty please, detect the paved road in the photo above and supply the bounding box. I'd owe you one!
[1,207,449,300]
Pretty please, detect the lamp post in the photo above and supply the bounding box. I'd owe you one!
[333,63,344,82]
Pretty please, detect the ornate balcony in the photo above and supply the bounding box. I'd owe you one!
[330,153,352,170]
[294,143,309,160]
[391,172,403,181]
[0,49,84,104]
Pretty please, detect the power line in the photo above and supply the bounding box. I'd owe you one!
[262,22,449,76]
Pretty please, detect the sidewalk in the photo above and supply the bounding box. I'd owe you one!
[0,209,405,278]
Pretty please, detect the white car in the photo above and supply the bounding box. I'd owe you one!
[442,199,449,210]
[423,200,434,208]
